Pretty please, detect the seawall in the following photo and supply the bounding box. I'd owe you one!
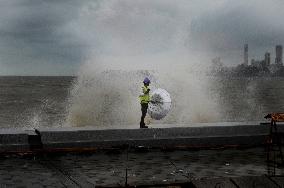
[0,122,283,153]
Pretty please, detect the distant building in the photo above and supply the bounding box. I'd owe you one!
[244,44,248,66]
[251,52,270,68]
[275,45,283,66]
[251,59,264,68]
[264,52,270,67]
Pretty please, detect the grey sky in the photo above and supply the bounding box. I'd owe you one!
[0,0,283,75]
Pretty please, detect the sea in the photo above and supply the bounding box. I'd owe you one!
[0,76,284,129]
[0,76,74,129]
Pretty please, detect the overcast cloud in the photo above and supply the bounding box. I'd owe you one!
[0,0,283,75]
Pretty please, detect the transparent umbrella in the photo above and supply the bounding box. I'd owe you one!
[148,88,171,120]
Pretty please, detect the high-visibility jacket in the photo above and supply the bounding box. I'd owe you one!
[139,85,150,104]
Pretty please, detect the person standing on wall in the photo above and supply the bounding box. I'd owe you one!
[139,77,151,128]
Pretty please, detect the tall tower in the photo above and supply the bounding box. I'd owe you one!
[265,52,270,67]
[275,45,283,66]
[244,44,248,66]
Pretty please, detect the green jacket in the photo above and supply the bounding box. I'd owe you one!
[139,85,150,104]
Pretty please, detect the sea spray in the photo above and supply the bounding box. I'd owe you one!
[66,63,221,127]
[65,1,221,127]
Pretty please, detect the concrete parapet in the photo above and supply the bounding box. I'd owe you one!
[37,123,284,150]
[0,129,31,152]
[1,123,283,152]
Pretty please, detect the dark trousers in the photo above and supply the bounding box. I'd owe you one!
[140,103,148,127]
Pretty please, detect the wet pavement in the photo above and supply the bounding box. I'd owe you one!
[0,147,283,187]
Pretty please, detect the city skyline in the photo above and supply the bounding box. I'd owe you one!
[243,44,283,67]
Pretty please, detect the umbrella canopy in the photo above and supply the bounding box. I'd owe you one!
[148,88,171,120]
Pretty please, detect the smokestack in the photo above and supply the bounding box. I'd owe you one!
[275,45,283,66]
[244,44,248,66]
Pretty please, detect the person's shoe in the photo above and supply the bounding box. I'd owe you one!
[141,125,148,128]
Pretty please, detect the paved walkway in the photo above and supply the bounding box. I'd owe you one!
[0,148,283,187]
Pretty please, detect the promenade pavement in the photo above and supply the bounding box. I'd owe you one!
[0,147,283,187]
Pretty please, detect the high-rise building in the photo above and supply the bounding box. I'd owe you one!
[244,44,248,66]
[275,45,283,66]
[264,52,270,67]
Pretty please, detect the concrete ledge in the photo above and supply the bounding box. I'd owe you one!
[1,123,283,152]
[38,124,273,142]
[0,129,31,152]
[37,123,284,150]
[40,135,266,150]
